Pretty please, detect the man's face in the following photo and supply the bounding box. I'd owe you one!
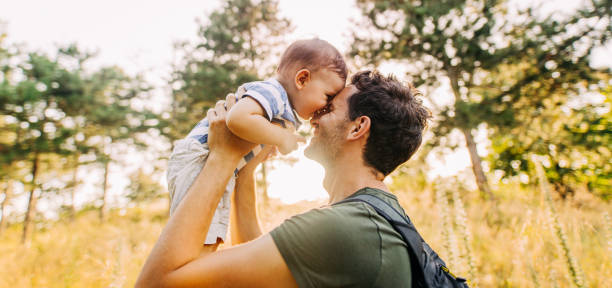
[304,85,357,165]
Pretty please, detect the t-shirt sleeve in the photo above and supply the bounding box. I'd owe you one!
[241,82,285,121]
[270,205,382,287]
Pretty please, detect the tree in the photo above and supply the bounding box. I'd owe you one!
[351,0,611,198]
[0,49,84,243]
[79,66,157,221]
[167,0,293,208]
[472,1,611,197]
[169,0,293,141]
[0,41,159,240]
[126,168,165,203]
[0,23,20,235]
[489,86,611,199]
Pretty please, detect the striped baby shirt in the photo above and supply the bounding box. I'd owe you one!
[186,78,300,171]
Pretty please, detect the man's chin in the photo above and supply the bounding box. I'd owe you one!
[303,141,316,160]
[304,140,323,162]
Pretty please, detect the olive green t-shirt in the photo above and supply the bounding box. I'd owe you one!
[270,187,412,287]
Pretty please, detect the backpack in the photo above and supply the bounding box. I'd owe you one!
[335,193,469,288]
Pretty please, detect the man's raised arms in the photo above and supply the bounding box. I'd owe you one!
[136,94,297,288]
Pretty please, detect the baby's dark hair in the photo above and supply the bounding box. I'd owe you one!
[277,39,347,82]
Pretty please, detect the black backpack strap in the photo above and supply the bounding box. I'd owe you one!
[336,194,429,287]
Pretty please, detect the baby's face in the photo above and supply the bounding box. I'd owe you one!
[294,69,345,119]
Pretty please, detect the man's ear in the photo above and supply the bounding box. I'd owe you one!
[294,69,311,90]
[347,116,370,141]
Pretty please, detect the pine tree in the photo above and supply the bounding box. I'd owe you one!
[1,50,84,243]
[167,0,293,208]
[168,0,293,141]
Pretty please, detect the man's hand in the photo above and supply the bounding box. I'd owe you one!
[207,94,257,163]
[136,92,298,288]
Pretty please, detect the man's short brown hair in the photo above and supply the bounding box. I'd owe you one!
[277,39,347,82]
[348,71,431,176]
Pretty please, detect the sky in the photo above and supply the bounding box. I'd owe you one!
[0,0,362,211]
[1,0,610,213]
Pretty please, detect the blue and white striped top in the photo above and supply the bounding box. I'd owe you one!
[186,78,300,172]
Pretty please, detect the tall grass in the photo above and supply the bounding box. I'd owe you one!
[433,181,476,285]
[452,189,476,283]
[394,172,611,287]
[435,185,459,268]
[532,155,587,288]
[0,177,611,287]
[604,212,612,260]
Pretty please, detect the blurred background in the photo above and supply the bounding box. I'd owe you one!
[0,0,610,287]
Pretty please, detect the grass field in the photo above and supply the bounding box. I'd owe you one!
[0,180,610,287]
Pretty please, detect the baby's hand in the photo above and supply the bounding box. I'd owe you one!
[279,134,306,155]
[277,124,306,155]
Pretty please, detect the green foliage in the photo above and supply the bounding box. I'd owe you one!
[165,0,295,207]
[0,39,162,237]
[168,0,292,141]
[352,0,612,198]
[489,88,611,199]
[126,169,164,203]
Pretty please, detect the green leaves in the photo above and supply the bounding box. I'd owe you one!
[169,0,291,141]
[352,0,612,198]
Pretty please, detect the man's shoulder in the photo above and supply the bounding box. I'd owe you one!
[269,202,385,287]
[275,188,404,232]
[269,190,412,287]
[287,201,374,227]
[270,200,381,252]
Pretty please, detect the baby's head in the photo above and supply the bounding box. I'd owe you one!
[277,39,347,119]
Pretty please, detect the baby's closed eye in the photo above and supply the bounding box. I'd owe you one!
[313,103,332,118]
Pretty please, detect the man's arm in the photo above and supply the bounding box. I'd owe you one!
[226,97,303,155]
[230,147,276,244]
[136,96,297,288]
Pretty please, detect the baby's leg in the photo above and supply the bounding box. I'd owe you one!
[167,137,235,246]
[167,137,210,215]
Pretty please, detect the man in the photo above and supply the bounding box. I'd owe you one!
[137,70,431,287]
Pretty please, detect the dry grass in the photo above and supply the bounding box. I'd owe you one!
[392,181,612,288]
[0,180,610,287]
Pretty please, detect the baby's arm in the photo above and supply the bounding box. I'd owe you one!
[226,97,302,154]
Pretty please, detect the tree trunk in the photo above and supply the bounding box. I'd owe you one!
[260,161,269,206]
[0,181,12,236]
[99,158,109,221]
[461,127,495,200]
[70,154,79,222]
[22,152,40,244]
[448,69,495,200]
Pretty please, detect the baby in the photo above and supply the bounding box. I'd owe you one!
[167,39,347,245]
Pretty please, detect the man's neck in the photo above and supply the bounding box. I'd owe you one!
[323,162,388,204]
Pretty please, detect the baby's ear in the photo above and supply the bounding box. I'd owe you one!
[294,69,311,90]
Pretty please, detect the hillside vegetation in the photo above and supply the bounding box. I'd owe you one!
[1,181,610,288]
